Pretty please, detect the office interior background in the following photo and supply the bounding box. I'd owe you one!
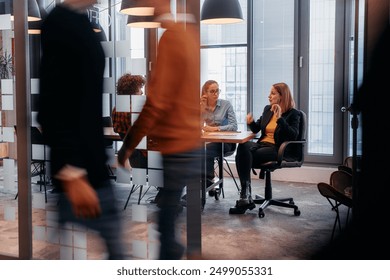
[0,0,388,259]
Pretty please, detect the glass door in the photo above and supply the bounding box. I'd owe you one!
[0,0,29,259]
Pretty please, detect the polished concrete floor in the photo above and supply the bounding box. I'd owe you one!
[0,174,347,260]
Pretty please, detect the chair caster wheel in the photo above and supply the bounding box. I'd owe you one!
[258,209,265,218]
[294,209,301,216]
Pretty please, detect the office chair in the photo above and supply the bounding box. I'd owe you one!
[251,110,307,218]
[124,179,154,208]
[214,150,240,200]
[317,169,353,240]
[124,149,157,209]
[124,162,155,209]
[14,126,50,202]
[102,116,116,179]
[209,144,239,200]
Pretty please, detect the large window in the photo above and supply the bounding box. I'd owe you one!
[201,0,358,165]
[252,0,294,116]
[307,0,337,155]
[200,0,248,132]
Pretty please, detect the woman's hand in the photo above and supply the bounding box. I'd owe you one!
[202,125,219,132]
[271,104,282,119]
[246,113,254,124]
[200,95,208,111]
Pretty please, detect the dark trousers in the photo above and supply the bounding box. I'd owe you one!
[204,142,236,181]
[235,141,277,197]
[158,147,202,260]
[57,180,126,259]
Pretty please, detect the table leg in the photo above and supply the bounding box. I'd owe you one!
[201,143,206,209]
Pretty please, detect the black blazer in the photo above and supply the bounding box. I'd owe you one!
[38,5,109,188]
[249,105,301,158]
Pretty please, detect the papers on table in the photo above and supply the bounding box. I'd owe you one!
[206,131,241,136]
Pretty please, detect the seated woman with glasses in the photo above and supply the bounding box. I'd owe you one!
[201,80,238,195]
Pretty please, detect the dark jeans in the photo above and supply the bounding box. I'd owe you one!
[57,180,126,259]
[235,141,277,197]
[204,142,236,181]
[158,147,202,260]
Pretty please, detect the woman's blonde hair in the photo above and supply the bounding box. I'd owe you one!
[201,80,218,95]
[273,82,295,113]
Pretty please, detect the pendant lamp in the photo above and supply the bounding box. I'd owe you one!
[127,15,160,28]
[9,0,42,21]
[28,20,41,34]
[28,1,48,35]
[200,0,243,24]
[120,0,155,16]
[90,20,102,33]
[87,6,102,33]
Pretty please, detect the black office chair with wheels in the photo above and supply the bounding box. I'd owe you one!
[252,110,307,218]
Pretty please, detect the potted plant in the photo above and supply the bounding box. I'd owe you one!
[0,48,14,79]
[0,47,14,158]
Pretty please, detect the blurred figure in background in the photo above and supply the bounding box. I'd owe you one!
[117,0,201,260]
[200,80,238,196]
[38,0,126,259]
[313,24,390,259]
[112,73,146,140]
[112,73,148,168]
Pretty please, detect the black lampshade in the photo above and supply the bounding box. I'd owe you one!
[28,1,48,34]
[27,0,41,21]
[120,0,155,16]
[127,14,160,28]
[90,20,101,33]
[200,0,243,24]
[8,0,42,21]
[87,7,102,32]
[28,20,42,34]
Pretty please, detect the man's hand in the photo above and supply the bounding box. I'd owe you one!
[62,176,101,219]
[118,146,133,167]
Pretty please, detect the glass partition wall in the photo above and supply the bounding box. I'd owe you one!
[0,0,177,260]
[0,0,368,259]
[0,0,29,259]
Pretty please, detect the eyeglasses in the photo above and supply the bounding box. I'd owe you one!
[207,88,221,94]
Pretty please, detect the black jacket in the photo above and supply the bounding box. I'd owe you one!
[249,105,301,158]
[38,5,109,188]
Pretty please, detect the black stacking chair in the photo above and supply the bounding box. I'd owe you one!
[102,116,116,179]
[317,169,353,240]
[15,126,50,202]
[214,150,240,200]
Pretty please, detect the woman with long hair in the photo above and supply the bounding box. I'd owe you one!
[230,82,301,214]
